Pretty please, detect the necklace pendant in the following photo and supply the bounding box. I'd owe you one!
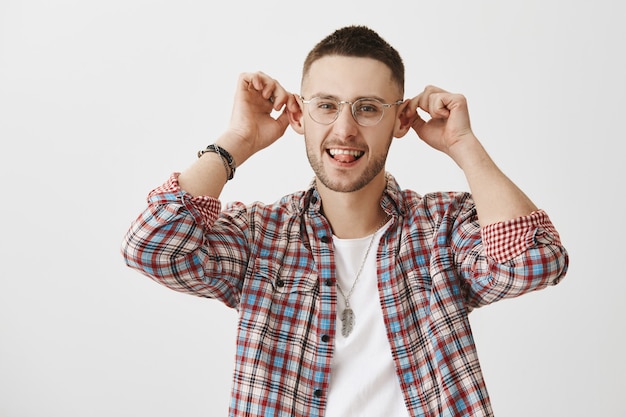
[341,308,355,337]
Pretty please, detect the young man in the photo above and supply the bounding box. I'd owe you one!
[121,25,568,416]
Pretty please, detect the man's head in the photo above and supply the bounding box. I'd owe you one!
[289,26,412,195]
[302,25,405,97]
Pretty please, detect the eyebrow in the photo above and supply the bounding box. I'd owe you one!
[306,92,389,102]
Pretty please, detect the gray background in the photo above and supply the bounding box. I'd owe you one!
[1,0,623,416]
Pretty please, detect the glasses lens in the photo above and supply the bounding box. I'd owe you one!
[308,97,340,125]
[305,97,391,126]
[353,98,385,126]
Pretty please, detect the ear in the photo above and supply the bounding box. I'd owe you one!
[288,97,305,135]
[393,100,413,139]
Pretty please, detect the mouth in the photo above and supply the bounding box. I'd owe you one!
[327,148,365,163]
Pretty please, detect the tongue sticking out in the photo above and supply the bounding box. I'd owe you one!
[333,153,358,163]
[329,149,363,163]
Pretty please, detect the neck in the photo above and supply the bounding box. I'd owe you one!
[316,174,388,239]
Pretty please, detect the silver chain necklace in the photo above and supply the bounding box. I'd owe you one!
[336,215,389,337]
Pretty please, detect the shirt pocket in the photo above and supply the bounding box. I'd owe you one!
[251,258,318,344]
[253,258,318,295]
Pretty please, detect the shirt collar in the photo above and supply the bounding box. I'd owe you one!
[294,172,407,218]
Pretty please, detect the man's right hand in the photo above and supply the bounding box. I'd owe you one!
[177,72,298,198]
[216,71,299,167]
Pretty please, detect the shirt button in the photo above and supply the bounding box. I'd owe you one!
[311,196,318,204]
[320,235,331,244]
[325,279,333,286]
[314,389,323,398]
[276,279,285,288]
[321,334,330,342]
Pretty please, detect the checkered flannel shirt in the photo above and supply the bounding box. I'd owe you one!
[121,172,568,417]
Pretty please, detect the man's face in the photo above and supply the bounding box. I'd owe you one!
[298,56,404,194]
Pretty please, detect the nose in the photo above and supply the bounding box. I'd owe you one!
[333,102,359,135]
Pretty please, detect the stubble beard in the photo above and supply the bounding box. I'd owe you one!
[305,138,391,193]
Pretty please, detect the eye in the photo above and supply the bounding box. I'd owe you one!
[315,98,339,111]
[355,99,382,114]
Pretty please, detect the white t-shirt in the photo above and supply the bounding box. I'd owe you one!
[326,222,410,417]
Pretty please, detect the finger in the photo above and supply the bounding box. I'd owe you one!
[256,73,283,104]
[429,93,451,119]
[285,93,300,114]
[402,96,421,119]
[416,85,448,115]
[267,85,292,111]
[397,98,419,128]
[242,71,261,90]
[275,108,292,132]
[239,73,277,113]
[403,95,433,128]
[269,82,290,108]
[244,72,274,100]
[411,111,426,133]
[262,82,277,103]
[422,85,448,98]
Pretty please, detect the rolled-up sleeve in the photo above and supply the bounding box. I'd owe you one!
[121,173,245,308]
[464,209,569,308]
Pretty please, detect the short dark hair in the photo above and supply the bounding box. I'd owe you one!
[302,25,405,94]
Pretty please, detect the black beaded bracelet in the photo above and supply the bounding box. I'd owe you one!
[197,144,236,180]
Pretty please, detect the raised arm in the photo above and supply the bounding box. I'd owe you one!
[121,71,299,305]
[178,71,299,198]
[404,85,537,227]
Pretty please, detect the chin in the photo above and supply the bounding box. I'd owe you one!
[317,171,380,194]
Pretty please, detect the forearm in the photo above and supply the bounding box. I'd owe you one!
[178,151,230,198]
[451,135,537,227]
[178,72,296,198]
[178,132,255,198]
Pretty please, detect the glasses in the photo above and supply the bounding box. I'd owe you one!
[300,96,403,126]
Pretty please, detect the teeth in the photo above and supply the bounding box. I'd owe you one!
[328,149,364,157]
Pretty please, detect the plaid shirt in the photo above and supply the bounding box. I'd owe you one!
[122,172,568,417]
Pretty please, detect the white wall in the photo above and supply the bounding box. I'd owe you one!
[1,1,623,416]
